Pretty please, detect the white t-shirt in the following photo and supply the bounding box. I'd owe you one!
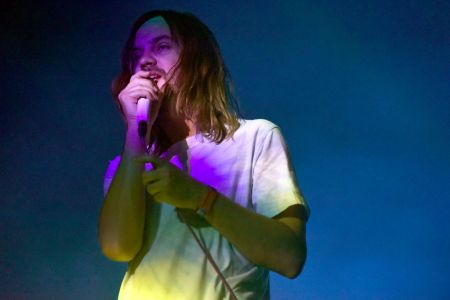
[103,119,310,300]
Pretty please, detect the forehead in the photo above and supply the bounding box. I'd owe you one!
[134,16,171,46]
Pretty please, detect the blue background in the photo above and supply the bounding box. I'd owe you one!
[1,0,449,299]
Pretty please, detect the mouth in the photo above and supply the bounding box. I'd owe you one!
[148,72,163,83]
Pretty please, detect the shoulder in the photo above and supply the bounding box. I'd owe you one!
[236,119,280,137]
[224,119,286,157]
[239,118,279,131]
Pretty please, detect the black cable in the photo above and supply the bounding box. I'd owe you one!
[176,209,238,300]
[143,144,237,299]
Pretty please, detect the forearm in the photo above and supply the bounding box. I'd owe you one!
[98,126,148,261]
[204,195,306,278]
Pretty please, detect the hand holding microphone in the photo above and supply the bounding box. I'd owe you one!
[117,70,165,139]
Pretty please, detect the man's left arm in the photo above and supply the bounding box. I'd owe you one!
[204,198,307,279]
[137,154,307,278]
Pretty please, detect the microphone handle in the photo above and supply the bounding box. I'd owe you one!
[136,98,150,139]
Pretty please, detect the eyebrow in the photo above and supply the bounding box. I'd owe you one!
[132,34,173,51]
[151,34,172,44]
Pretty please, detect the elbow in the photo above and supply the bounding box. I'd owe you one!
[285,257,306,279]
[283,243,307,279]
[99,230,142,262]
[98,217,144,262]
[284,256,306,279]
[100,241,139,262]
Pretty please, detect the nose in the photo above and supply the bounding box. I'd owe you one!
[139,53,156,71]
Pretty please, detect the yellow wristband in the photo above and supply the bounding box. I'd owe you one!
[197,187,218,216]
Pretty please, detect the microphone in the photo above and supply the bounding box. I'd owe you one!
[136,97,150,139]
[136,76,162,139]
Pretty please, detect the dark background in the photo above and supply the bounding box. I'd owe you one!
[1,0,449,299]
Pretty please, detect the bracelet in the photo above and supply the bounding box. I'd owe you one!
[196,187,219,216]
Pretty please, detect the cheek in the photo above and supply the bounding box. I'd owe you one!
[168,48,181,69]
[163,56,181,80]
[166,55,180,71]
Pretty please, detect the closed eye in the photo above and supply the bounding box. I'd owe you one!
[154,42,172,52]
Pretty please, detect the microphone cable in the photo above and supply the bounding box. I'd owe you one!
[141,136,237,299]
[176,208,238,300]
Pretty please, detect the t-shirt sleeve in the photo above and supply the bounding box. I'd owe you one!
[252,127,310,221]
[103,155,121,197]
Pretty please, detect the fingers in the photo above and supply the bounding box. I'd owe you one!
[131,71,168,90]
[126,79,158,95]
[141,166,167,183]
[131,70,154,80]
[127,86,155,97]
[117,70,165,123]
[131,71,160,86]
[119,80,159,107]
[136,155,172,201]
[125,76,160,100]
[142,169,166,199]
[119,85,156,100]
[123,88,153,103]
[145,180,164,198]
[130,77,159,88]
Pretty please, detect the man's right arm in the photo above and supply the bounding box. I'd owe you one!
[98,125,148,262]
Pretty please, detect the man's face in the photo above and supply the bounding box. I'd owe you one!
[132,16,181,89]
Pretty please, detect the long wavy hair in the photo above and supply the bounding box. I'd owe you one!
[112,10,241,154]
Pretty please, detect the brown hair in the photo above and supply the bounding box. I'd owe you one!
[112,10,241,154]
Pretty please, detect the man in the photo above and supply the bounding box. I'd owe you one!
[99,10,310,300]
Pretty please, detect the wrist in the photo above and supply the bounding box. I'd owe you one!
[196,186,219,216]
[123,126,148,156]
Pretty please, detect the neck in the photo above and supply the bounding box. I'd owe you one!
[156,111,196,146]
